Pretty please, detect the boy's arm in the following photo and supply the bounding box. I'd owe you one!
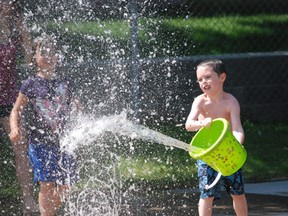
[230,98,245,144]
[10,92,28,142]
[185,97,212,131]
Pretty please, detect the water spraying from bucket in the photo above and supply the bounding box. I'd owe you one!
[61,113,200,154]
[60,113,197,215]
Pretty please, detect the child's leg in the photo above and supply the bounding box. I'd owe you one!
[231,194,248,216]
[58,184,70,203]
[198,197,214,216]
[12,141,39,213]
[1,116,38,213]
[39,182,62,216]
[197,161,220,216]
[224,170,247,216]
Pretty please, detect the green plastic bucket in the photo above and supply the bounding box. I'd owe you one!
[189,118,247,176]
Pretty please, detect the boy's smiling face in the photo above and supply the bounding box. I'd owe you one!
[196,65,226,95]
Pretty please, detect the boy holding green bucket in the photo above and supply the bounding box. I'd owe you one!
[185,59,248,216]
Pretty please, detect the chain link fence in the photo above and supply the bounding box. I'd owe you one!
[137,0,288,123]
[129,0,288,123]
[174,0,288,55]
[19,0,288,123]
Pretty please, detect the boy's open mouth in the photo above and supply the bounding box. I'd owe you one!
[203,85,210,90]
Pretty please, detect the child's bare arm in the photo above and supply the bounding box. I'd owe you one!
[10,93,28,142]
[230,98,245,144]
[185,97,212,131]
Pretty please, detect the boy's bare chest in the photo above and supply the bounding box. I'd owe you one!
[201,102,230,119]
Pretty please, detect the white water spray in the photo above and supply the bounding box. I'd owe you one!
[61,112,194,154]
[60,112,195,215]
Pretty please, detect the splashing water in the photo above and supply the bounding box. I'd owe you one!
[60,112,194,215]
[61,112,192,153]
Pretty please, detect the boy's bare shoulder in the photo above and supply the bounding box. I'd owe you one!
[224,92,240,105]
[193,94,206,103]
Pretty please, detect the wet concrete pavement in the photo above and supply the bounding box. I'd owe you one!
[127,180,288,216]
[245,180,288,197]
[1,180,287,215]
[135,190,288,216]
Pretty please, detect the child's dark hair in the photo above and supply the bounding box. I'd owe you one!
[197,59,226,76]
[34,34,57,56]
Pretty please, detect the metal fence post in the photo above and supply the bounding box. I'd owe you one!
[129,0,139,120]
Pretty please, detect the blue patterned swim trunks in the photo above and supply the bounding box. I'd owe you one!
[28,143,78,186]
[197,160,245,199]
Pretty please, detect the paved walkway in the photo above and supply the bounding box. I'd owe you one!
[137,180,288,216]
[245,180,288,197]
[1,180,287,215]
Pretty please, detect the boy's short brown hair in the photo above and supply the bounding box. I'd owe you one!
[197,59,226,76]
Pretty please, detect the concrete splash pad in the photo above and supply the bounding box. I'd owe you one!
[1,187,288,215]
[131,191,288,216]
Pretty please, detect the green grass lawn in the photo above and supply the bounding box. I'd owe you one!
[0,137,20,198]
[243,121,288,181]
[40,14,288,61]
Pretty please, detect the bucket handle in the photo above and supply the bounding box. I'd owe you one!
[205,172,222,190]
